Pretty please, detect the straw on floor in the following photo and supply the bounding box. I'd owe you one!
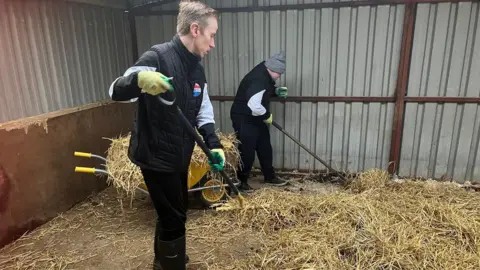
[1,169,479,269]
[189,168,480,269]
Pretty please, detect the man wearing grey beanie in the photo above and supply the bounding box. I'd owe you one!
[230,51,289,192]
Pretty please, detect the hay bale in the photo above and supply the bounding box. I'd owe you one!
[195,169,480,269]
[104,132,240,198]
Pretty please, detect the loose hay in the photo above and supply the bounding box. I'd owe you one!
[104,132,241,199]
[103,134,142,198]
[346,168,390,192]
[2,169,480,269]
[189,169,480,269]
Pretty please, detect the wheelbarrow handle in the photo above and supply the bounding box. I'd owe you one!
[75,151,92,158]
[74,166,109,175]
[74,151,107,162]
[156,94,242,197]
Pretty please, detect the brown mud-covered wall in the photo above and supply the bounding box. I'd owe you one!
[0,101,135,248]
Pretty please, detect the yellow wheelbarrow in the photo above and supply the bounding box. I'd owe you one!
[73,151,240,207]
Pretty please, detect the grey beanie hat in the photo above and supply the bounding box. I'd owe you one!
[264,51,286,74]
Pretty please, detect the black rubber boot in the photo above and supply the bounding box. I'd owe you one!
[153,235,187,270]
[266,177,288,186]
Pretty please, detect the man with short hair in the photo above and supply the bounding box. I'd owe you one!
[108,1,223,269]
[230,52,289,192]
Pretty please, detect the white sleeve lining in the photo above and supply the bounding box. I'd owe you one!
[108,66,156,103]
[247,90,266,116]
[196,83,215,128]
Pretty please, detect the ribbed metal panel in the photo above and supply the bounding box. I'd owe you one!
[399,2,480,181]
[408,2,480,98]
[400,103,480,182]
[271,102,395,172]
[135,2,404,172]
[0,0,132,123]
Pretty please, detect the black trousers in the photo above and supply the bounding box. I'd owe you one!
[232,115,275,183]
[141,168,189,242]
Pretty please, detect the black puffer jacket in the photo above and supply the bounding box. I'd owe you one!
[230,61,278,125]
[109,35,222,172]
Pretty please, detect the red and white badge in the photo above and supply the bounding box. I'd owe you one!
[193,83,201,97]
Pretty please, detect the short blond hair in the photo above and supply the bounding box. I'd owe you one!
[176,1,217,35]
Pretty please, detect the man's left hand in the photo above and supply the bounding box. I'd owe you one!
[263,113,273,124]
[209,149,225,172]
[275,87,288,98]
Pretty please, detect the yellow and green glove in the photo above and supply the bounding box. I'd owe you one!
[208,149,225,172]
[137,71,174,95]
[275,87,288,98]
[263,113,273,124]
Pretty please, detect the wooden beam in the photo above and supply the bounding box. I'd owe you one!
[132,0,407,15]
[404,97,480,103]
[131,0,475,16]
[209,96,395,103]
[210,96,480,103]
[64,0,128,9]
[388,3,416,175]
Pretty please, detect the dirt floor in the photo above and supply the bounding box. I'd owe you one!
[0,174,340,270]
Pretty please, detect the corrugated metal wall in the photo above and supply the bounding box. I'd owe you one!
[0,0,132,123]
[135,2,405,172]
[1,0,477,179]
[399,2,480,181]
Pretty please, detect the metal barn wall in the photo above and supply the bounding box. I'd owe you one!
[134,2,405,172]
[0,0,132,123]
[399,2,480,181]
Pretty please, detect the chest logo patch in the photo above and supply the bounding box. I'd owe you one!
[193,83,201,97]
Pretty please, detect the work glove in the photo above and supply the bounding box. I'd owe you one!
[208,149,225,172]
[263,113,273,124]
[275,87,288,98]
[137,71,173,95]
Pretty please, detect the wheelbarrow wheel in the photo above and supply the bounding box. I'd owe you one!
[196,175,230,208]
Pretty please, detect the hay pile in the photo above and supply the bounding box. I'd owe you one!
[104,132,240,198]
[188,169,480,269]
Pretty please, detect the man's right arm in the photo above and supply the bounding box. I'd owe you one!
[246,84,271,121]
[108,50,158,102]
